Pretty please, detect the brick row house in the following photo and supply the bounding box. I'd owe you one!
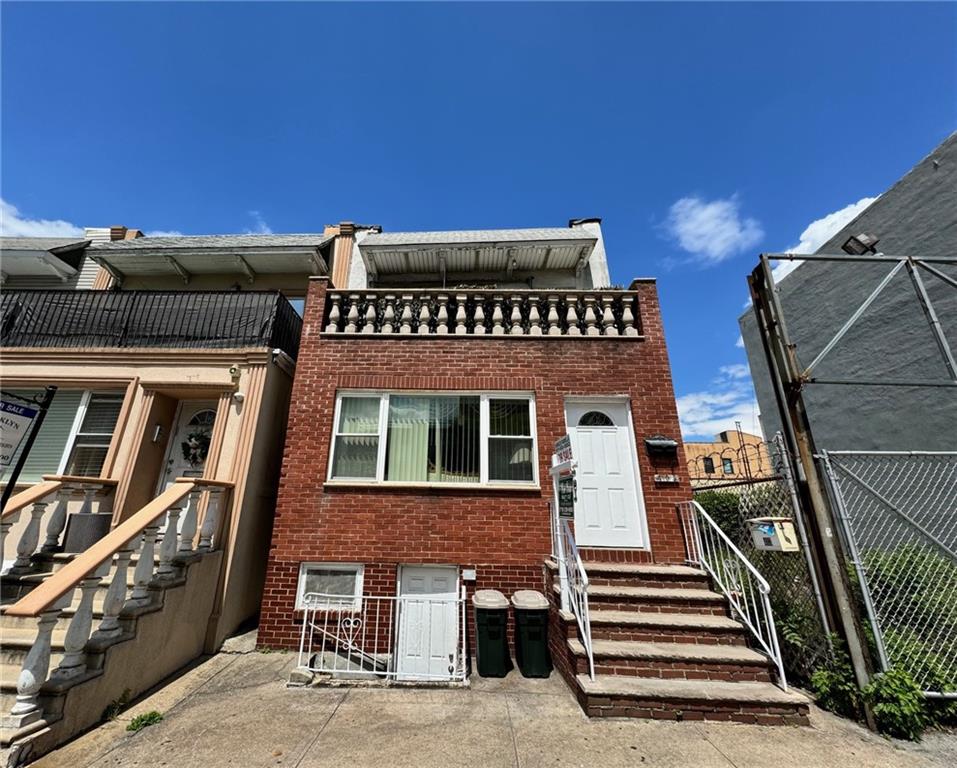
[259,220,808,723]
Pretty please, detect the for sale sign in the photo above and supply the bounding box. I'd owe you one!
[554,434,573,465]
[1,399,39,467]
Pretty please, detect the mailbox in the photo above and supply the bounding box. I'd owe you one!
[747,517,800,552]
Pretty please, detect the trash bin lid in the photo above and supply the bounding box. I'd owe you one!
[473,589,509,609]
[511,590,548,610]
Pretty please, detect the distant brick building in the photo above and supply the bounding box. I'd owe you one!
[684,429,774,488]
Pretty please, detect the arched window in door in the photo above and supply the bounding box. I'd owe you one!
[578,410,615,427]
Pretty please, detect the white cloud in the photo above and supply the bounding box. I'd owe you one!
[772,196,878,283]
[0,198,83,238]
[244,210,272,235]
[144,230,184,238]
[676,364,762,441]
[665,194,763,265]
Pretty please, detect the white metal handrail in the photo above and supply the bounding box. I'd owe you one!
[560,519,594,680]
[298,587,468,683]
[678,499,788,690]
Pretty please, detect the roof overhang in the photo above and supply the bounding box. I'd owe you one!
[0,240,90,282]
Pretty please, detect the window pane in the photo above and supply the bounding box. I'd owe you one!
[65,445,109,477]
[489,399,530,436]
[386,396,479,483]
[331,435,379,479]
[304,567,359,597]
[722,458,734,474]
[78,393,124,435]
[338,397,380,434]
[489,437,534,482]
[0,390,83,485]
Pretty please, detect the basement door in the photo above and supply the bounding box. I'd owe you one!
[565,400,647,549]
[157,400,218,493]
[395,565,459,681]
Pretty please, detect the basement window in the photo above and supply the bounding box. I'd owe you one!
[296,563,364,610]
[328,392,538,487]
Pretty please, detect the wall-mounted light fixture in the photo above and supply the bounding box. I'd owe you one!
[233,392,245,404]
[152,425,164,444]
[644,435,679,458]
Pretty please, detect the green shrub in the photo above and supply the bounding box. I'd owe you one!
[127,711,163,732]
[693,490,743,537]
[810,640,862,720]
[102,689,131,722]
[863,668,929,741]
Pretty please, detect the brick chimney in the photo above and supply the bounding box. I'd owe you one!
[83,226,142,243]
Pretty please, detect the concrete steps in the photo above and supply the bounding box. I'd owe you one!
[584,610,748,645]
[579,584,729,615]
[584,562,711,590]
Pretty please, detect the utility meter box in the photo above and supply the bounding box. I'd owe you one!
[747,517,800,552]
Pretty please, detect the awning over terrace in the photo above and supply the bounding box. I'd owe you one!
[0,238,91,282]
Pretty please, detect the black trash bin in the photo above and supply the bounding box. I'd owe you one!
[473,589,511,678]
[511,590,552,678]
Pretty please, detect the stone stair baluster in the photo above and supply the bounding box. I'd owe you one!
[565,295,582,336]
[547,295,561,336]
[399,295,414,334]
[54,566,109,680]
[11,498,49,573]
[417,295,432,334]
[9,608,64,725]
[509,296,525,335]
[454,295,468,335]
[129,525,160,605]
[156,502,185,579]
[78,485,98,515]
[361,294,378,334]
[197,490,221,551]
[324,293,342,333]
[622,296,638,336]
[95,544,135,638]
[528,296,542,336]
[473,295,487,335]
[177,489,202,554]
[344,295,360,333]
[491,296,505,335]
[583,295,600,336]
[435,295,449,334]
[601,295,618,336]
[381,295,396,334]
[42,486,73,552]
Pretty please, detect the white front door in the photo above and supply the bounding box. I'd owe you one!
[565,400,646,548]
[395,565,459,681]
[158,400,218,493]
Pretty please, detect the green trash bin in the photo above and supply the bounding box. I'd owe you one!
[511,590,552,678]
[473,589,511,678]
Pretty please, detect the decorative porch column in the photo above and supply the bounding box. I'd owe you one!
[324,293,342,333]
[601,295,619,336]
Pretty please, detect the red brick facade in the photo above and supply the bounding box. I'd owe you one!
[258,277,692,648]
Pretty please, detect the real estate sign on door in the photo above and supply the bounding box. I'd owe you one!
[0,399,39,467]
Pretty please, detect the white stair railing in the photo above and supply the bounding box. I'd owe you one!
[678,499,788,690]
[560,519,594,681]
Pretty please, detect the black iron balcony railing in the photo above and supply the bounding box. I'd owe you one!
[0,290,303,358]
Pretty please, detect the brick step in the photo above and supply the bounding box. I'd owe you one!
[583,562,711,590]
[568,639,772,682]
[583,610,748,645]
[582,584,728,616]
[575,674,810,725]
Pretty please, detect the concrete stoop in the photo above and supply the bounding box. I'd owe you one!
[545,558,810,725]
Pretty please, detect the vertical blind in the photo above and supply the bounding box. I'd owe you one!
[1,390,83,485]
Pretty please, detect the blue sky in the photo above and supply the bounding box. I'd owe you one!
[2,2,955,439]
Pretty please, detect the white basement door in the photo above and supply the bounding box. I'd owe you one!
[395,566,459,681]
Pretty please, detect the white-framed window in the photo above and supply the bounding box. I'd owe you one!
[328,392,539,487]
[296,563,365,610]
[59,391,125,477]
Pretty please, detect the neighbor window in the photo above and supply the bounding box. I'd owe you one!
[62,392,125,477]
[702,457,715,474]
[329,393,537,486]
[296,563,364,610]
[722,457,734,475]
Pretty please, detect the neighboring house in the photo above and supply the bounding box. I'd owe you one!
[684,430,775,488]
[740,132,957,451]
[258,219,808,723]
[0,225,357,759]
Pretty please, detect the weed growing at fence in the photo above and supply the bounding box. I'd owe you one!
[863,668,930,741]
[127,711,163,732]
[810,639,862,721]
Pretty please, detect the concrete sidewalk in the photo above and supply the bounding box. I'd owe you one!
[28,651,956,768]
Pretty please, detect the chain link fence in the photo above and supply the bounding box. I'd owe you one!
[821,451,957,697]
[691,433,831,687]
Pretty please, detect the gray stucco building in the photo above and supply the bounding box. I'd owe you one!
[740,132,957,452]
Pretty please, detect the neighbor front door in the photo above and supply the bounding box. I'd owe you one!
[158,400,218,493]
[395,565,459,681]
[564,400,646,548]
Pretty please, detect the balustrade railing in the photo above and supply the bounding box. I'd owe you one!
[2,477,232,730]
[559,519,594,680]
[323,290,641,337]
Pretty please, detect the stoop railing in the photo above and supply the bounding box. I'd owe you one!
[678,499,787,691]
[559,519,594,680]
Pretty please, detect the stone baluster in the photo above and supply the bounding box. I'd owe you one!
[565,295,582,336]
[361,294,378,334]
[417,295,432,334]
[11,498,50,573]
[94,543,135,638]
[78,485,98,515]
[54,561,110,680]
[177,488,202,554]
[9,607,65,726]
[381,295,396,334]
[0,515,15,564]
[156,502,186,579]
[583,295,600,336]
[546,295,561,336]
[472,295,487,335]
[435,295,450,334]
[399,295,414,334]
[197,490,222,551]
[601,295,618,336]
[344,295,360,333]
[129,525,160,605]
[491,296,505,335]
[42,486,74,552]
[509,296,525,335]
[527,296,543,336]
[622,296,638,336]
[324,293,342,333]
[454,295,468,335]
